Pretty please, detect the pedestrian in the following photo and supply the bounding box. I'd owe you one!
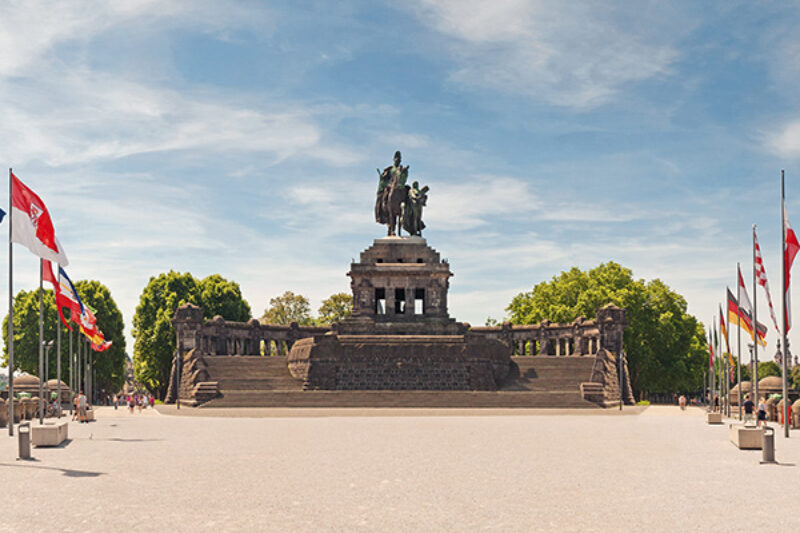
[757,397,767,428]
[77,390,87,423]
[743,394,755,425]
[714,394,720,413]
[113,394,118,410]
[678,395,686,410]
[149,395,155,409]
[72,394,79,421]
[128,395,135,414]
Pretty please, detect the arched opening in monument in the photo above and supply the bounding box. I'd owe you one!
[395,288,406,314]
[414,288,425,315]
[375,288,386,314]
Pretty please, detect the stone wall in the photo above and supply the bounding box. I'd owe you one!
[471,304,627,358]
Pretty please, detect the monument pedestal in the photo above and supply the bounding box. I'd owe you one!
[288,237,512,391]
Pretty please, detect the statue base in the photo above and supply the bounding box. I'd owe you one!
[288,332,510,391]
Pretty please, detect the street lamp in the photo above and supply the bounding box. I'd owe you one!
[43,340,54,403]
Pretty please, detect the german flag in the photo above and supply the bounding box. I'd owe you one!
[727,288,767,347]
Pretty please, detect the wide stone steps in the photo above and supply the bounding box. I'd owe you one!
[502,357,596,394]
[195,354,601,408]
[201,356,301,392]
[200,390,598,409]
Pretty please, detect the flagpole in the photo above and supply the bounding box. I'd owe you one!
[710,325,715,410]
[37,259,43,425]
[56,269,62,417]
[713,317,718,410]
[782,170,790,438]
[737,263,742,420]
[725,309,731,417]
[7,169,14,436]
[68,325,73,415]
[753,225,759,406]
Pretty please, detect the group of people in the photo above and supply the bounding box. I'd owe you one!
[741,394,777,427]
[112,393,154,413]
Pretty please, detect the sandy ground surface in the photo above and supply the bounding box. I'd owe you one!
[1,405,798,532]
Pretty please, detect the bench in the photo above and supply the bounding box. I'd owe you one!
[729,424,763,449]
[31,421,69,447]
[706,412,723,424]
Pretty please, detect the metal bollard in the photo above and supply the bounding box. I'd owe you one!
[18,422,31,460]
[761,425,776,464]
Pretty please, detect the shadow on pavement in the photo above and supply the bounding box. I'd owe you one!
[102,438,165,443]
[0,462,106,477]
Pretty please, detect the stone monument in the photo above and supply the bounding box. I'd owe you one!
[288,152,510,390]
[169,151,634,407]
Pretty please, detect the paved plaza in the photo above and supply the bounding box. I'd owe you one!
[1,405,799,532]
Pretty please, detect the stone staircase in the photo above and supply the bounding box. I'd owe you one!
[202,356,303,394]
[200,390,599,408]
[196,354,601,408]
[499,356,599,408]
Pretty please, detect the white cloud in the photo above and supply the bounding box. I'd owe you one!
[0,1,272,77]
[406,0,683,109]
[764,119,800,158]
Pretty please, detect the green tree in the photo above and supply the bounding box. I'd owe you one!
[132,271,198,398]
[3,289,61,377]
[132,271,250,397]
[506,262,707,397]
[757,361,782,380]
[261,291,312,325]
[317,292,352,325]
[790,365,800,391]
[197,274,251,321]
[3,282,125,392]
[74,280,127,393]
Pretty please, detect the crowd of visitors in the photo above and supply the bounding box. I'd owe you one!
[111,392,155,413]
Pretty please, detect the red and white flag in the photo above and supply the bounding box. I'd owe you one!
[10,172,68,266]
[737,265,752,316]
[753,228,780,333]
[784,202,799,332]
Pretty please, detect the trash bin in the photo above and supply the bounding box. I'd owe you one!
[18,422,31,460]
[761,425,776,464]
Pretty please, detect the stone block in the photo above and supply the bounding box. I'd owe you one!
[706,412,723,424]
[728,424,763,449]
[31,421,68,447]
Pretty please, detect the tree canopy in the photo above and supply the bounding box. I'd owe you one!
[317,292,352,325]
[74,280,127,392]
[506,262,707,397]
[261,291,312,326]
[2,281,126,392]
[132,271,250,397]
[757,361,782,380]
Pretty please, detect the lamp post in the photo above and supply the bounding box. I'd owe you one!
[43,339,54,408]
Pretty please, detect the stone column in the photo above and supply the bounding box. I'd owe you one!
[386,288,396,317]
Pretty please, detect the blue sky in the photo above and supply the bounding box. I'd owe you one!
[2,1,800,361]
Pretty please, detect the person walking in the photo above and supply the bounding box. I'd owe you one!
[113,394,118,410]
[128,395,135,414]
[757,397,768,428]
[77,390,87,423]
[678,395,686,410]
[743,394,755,425]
